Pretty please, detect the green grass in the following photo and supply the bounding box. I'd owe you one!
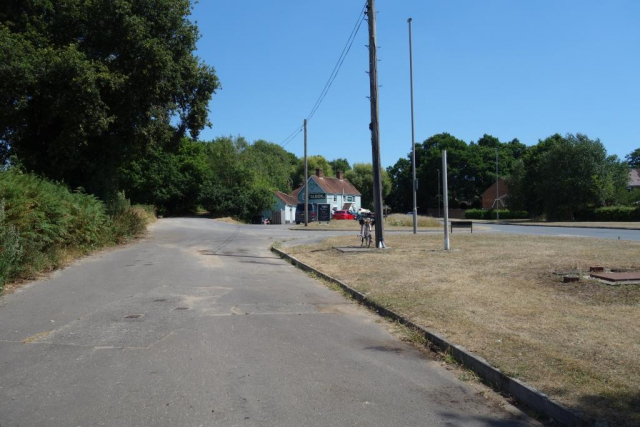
[0,169,155,290]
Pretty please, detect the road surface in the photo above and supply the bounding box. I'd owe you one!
[0,218,537,427]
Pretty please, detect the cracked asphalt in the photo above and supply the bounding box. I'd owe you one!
[0,218,540,426]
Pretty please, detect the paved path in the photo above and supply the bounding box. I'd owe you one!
[0,218,537,427]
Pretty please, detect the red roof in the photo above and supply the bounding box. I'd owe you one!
[273,191,298,206]
[290,185,303,199]
[310,175,361,196]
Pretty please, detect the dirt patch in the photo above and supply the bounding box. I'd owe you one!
[283,233,640,425]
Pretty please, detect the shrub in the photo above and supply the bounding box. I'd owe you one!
[465,209,529,220]
[574,206,640,222]
[0,169,155,288]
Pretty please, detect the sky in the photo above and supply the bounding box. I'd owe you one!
[191,0,639,168]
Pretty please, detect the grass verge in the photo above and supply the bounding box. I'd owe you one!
[282,233,640,426]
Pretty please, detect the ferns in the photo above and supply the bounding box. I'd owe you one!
[0,169,154,289]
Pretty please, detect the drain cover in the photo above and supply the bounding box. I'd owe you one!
[125,314,142,319]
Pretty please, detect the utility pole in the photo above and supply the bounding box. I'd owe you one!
[495,147,499,221]
[408,17,417,234]
[304,119,308,227]
[366,0,385,248]
[442,150,450,250]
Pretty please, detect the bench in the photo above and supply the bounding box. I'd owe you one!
[450,221,473,233]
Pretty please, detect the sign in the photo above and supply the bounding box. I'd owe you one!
[317,203,331,223]
[309,193,326,200]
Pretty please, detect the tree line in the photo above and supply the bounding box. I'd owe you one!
[386,133,637,220]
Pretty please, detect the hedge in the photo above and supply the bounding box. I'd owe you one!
[464,209,529,220]
[574,206,640,222]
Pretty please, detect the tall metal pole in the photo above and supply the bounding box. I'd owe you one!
[437,169,441,218]
[366,0,385,248]
[442,150,450,250]
[495,147,499,221]
[408,17,417,234]
[304,119,309,227]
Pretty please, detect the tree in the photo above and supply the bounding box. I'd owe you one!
[386,157,412,213]
[293,155,334,188]
[242,139,298,193]
[199,136,273,221]
[345,163,391,210]
[329,158,351,174]
[0,0,219,198]
[626,148,640,168]
[120,138,209,214]
[536,134,627,219]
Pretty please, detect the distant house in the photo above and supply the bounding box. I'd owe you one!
[297,169,362,213]
[629,169,640,189]
[482,178,508,210]
[263,191,298,224]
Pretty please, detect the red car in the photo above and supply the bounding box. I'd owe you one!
[333,210,355,220]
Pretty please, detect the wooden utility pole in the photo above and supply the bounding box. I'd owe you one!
[304,119,309,227]
[366,0,385,248]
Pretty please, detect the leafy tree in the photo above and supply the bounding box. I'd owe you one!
[242,139,298,193]
[536,134,627,219]
[199,136,273,221]
[329,158,351,174]
[120,139,209,214]
[345,163,391,210]
[626,148,640,168]
[293,155,334,188]
[0,0,219,198]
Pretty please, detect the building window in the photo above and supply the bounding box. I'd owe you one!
[347,196,354,202]
[334,195,337,201]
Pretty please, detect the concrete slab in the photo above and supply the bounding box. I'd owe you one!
[590,271,640,283]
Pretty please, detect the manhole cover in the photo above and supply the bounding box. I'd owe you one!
[590,272,640,284]
[125,314,142,319]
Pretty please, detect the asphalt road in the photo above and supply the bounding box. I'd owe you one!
[480,223,640,241]
[0,218,538,427]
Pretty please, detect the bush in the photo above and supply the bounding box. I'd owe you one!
[464,209,529,220]
[574,206,640,222]
[0,169,155,289]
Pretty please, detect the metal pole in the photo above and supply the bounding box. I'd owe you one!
[442,150,450,250]
[408,17,417,234]
[366,0,385,248]
[304,119,308,227]
[437,169,441,218]
[495,147,499,221]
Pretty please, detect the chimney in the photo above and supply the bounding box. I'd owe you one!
[336,170,343,180]
[316,168,323,178]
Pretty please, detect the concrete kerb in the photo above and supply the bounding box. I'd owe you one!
[271,246,586,427]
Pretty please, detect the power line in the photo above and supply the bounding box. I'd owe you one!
[278,1,367,147]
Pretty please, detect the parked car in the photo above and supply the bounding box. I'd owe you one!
[295,203,317,224]
[333,210,355,220]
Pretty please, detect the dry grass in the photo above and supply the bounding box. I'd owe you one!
[385,214,441,228]
[290,215,441,231]
[213,216,245,225]
[284,234,640,425]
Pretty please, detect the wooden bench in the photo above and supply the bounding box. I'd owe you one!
[450,221,473,233]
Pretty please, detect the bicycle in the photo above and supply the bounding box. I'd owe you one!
[358,216,375,248]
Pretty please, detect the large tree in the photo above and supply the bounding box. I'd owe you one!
[626,148,640,169]
[345,163,391,210]
[0,0,219,197]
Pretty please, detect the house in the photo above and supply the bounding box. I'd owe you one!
[296,168,362,213]
[482,178,508,210]
[629,169,640,189]
[263,191,298,224]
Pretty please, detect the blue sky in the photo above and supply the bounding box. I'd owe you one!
[191,0,639,168]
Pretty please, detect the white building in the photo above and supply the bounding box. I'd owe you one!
[296,169,362,213]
